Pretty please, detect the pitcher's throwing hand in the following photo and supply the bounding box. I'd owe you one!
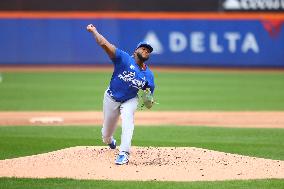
[86,24,96,32]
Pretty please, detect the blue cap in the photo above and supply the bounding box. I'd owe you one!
[136,41,153,53]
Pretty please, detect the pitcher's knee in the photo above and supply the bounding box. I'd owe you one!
[121,114,134,126]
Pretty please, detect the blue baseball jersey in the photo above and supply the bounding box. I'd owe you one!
[107,48,155,102]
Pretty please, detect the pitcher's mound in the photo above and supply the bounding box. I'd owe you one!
[0,146,283,181]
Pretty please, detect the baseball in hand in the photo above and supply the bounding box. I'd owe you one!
[86,24,96,32]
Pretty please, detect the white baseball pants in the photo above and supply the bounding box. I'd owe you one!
[101,90,138,153]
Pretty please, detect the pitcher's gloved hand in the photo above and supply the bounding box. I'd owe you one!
[141,88,154,109]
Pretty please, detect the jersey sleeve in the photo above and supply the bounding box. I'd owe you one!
[143,71,155,94]
[111,48,129,65]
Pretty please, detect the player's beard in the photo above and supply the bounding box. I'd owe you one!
[137,52,149,62]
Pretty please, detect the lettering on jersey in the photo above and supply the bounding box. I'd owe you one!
[130,65,135,70]
[118,71,146,89]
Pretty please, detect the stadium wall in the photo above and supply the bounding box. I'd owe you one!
[0,12,283,67]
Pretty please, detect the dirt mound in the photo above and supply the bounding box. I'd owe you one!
[0,146,283,181]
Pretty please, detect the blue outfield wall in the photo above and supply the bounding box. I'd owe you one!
[0,18,283,67]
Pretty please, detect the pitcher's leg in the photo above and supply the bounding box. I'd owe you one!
[119,97,138,153]
[101,91,120,145]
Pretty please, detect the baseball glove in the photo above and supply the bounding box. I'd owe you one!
[140,88,155,109]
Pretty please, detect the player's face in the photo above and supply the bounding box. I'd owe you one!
[136,47,151,62]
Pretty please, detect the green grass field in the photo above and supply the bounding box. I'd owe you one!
[0,70,283,188]
[1,178,283,189]
[0,126,284,160]
[0,71,283,110]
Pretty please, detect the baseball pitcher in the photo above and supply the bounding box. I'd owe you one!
[86,24,155,165]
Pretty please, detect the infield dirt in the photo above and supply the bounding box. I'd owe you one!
[1,111,284,128]
[0,146,283,181]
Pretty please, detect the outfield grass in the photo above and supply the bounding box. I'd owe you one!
[0,177,283,189]
[0,126,283,160]
[0,71,283,110]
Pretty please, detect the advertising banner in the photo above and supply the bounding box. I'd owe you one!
[0,18,283,67]
[221,0,284,11]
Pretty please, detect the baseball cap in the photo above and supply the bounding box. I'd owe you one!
[136,41,153,53]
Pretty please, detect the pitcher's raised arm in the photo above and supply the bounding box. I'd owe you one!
[86,24,116,59]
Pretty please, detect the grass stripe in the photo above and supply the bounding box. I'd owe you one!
[0,126,283,160]
[0,178,283,189]
[0,72,283,110]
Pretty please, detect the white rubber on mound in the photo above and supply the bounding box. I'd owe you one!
[29,117,64,124]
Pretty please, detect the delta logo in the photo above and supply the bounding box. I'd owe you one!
[143,31,260,55]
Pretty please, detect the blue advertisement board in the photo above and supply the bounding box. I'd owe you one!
[0,18,283,67]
